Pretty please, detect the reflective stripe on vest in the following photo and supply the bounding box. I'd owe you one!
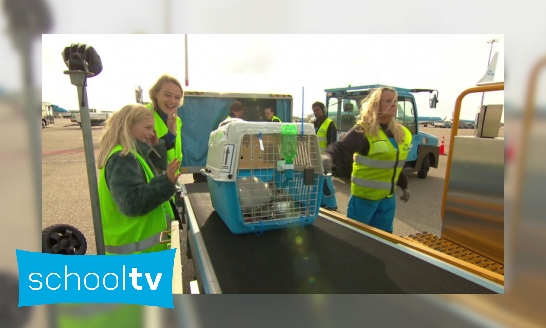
[271,115,281,122]
[354,155,406,169]
[351,126,412,200]
[98,145,174,255]
[104,230,163,254]
[351,176,393,190]
[316,118,336,153]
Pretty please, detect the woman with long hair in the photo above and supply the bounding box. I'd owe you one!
[147,74,184,173]
[321,87,412,233]
[97,104,181,254]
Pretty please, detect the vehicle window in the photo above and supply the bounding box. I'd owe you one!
[339,99,359,131]
[326,98,338,119]
[397,97,416,134]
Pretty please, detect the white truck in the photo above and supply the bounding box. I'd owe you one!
[76,108,112,127]
[432,120,446,128]
[42,101,55,128]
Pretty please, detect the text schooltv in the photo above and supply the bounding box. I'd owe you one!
[16,249,176,308]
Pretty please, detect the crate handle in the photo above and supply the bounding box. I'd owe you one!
[253,221,264,236]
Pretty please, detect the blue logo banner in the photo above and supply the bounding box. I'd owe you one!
[16,249,176,308]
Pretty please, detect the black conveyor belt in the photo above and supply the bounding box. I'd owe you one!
[184,183,495,294]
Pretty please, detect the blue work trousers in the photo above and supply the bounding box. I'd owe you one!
[320,175,338,210]
[347,194,396,233]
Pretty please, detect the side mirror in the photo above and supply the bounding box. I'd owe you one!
[429,94,439,108]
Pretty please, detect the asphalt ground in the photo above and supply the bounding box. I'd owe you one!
[41,118,503,293]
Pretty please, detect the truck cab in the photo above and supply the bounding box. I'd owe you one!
[324,84,440,179]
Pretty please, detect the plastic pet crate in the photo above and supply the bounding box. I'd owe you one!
[202,120,324,235]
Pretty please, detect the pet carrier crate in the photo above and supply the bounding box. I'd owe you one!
[202,120,324,234]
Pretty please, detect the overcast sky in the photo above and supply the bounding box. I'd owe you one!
[42,34,504,121]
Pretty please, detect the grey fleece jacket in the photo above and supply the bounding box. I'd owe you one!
[104,140,176,217]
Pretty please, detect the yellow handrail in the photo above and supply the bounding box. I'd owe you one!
[441,82,504,219]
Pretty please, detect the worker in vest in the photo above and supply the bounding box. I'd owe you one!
[147,74,184,175]
[264,106,281,122]
[97,104,182,255]
[312,101,338,210]
[226,100,244,120]
[321,87,411,233]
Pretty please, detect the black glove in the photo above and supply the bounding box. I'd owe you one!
[400,189,410,202]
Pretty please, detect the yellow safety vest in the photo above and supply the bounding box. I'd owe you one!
[351,126,412,200]
[98,145,174,255]
[153,111,182,167]
[271,115,281,122]
[146,104,183,171]
[316,118,336,153]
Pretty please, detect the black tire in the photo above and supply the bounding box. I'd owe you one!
[417,155,430,179]
[42,224,87,255]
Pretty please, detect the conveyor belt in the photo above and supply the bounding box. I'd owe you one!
[404,233,504,275]
[183,183,498,294]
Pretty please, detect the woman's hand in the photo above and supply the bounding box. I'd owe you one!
[167,113,178,136]
[150,129,159,146]
[166,159,182,184]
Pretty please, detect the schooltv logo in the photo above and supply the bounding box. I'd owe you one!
[16,249,176,308]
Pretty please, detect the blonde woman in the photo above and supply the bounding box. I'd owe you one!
[148,74,184,172]
[96,104,182,254]
[321,87,412,233]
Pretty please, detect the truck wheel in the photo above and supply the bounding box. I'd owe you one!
[42,224,87,255]
[417,155,430,179]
